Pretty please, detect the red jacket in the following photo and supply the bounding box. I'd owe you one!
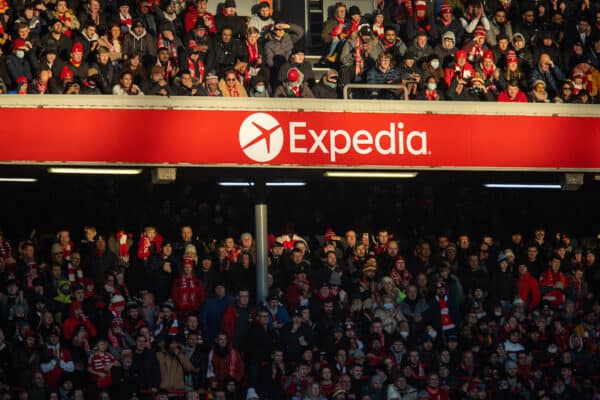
[517,272,541,311]
[62,316,97,340]
[540,269,568,308]
[171,275,206,314]
[443,62,475,88]
[137,233,164,261]
[497,90,528,102]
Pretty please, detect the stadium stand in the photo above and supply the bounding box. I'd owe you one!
[0,0,598,101]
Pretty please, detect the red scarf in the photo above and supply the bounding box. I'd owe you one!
[226,85,239,97]
[290,84,301,97]
[347,19,360,35]
[246,40,259,63]
[70,59,81,68]
[481,63,495,80]
[331,18,346,36]
[116,231,130,258]
[34,78,48,94]
[425,89,438,100]
[188,57,205,82]
[373,23,385,39]
[157,34,178,61]
[25,261,37,289]
[390,268,411,286]
[355,37,364,76]
[68,263,84,285]
[438,296,455,330]
[120,13,132,29]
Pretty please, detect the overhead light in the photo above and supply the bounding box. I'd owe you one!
[324,171,418,178]
[48,167,142,175]
[218,182,254,187]
[0,177,37,182]
[484,184,561,189]
[266,182,306,187]
[218,181,307,187]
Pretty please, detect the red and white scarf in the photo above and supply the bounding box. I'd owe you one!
[355,37,364,76]
[157,34,178,61]
[120,13,132,30]
[68,263,84,285]
[188,57,205,82]
[437,295,455,330]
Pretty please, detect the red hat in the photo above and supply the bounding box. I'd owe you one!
[483,49,494,61]
[71,42,84,54]
[183,257,195,267]
[506,50,518,63]
[85,277,94,287]
[13,39,27,51]
[572,70,585,79]
[325,228,336,242]
[474,25,486,38]
[111,317,123,327]
[16,76,28,86]
[415,0,427,10]
[188,39,198,51]
[440,1,453,14]
[60,65,74,81]
[455,50,467,60]
[287,67,300,82]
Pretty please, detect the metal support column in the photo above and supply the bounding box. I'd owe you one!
[254,183,268,305]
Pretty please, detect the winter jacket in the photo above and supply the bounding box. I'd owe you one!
[131,349,161,390]
[171,274,206,314]
[263,24,304,68]
[122,29,157,61]
[221,304,252,351]
[312,79,340,98]
[157,349,194,390]
[199,295,234,342]
[207,38,246,75]
[529,64,566,99]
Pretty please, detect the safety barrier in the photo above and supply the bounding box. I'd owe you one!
[342,83,409,100]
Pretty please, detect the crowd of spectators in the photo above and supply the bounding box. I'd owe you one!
[0,219,600,400]
[0,0,599,101]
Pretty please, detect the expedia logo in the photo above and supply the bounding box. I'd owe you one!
[239,113,284,162]
[239,113,429,163]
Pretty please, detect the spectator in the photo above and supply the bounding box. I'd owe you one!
[529,52,565,97]
[248,1,274,38]
[122,19,157,65]
[274,67,313,98]
[277,45,315,88]
[497,78,528,101]
[431,2,465,46]
[214,0,247,40]
[219,69,247,97]
[340,25,382,84]
[320,2,347,63]
[366,52,401,99]
[312,68,341,98]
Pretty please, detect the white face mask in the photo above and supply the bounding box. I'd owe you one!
[255,85,265,93]
[399,331,409,338]
[427,82,437,90]
[430,60,440,69]
[16,50,25,59]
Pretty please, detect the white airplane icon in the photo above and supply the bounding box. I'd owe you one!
[241,121,281,153]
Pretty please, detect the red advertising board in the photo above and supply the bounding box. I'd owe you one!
[1,108,599,170]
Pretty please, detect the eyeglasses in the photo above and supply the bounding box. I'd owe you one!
[562,87,572,90]
[226,78,237,81]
